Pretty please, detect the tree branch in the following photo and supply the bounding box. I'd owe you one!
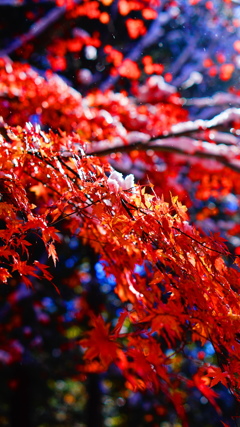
[0,2,81,57]
[185,92,240,108]
[86,107,240,172]
[100,2,168,92]
[88,138,240,173]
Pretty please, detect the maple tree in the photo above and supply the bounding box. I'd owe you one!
[1,0,240,426]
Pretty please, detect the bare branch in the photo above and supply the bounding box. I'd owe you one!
[100,2,168,92]
[0,2,81,57]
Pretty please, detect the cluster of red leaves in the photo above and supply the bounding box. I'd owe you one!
[118,0,159,18]
[0,59,86,131]
[0,59,184,131]
[3,56,240,423]
[203,56,235,81]
[47,31,101,72]
[36,0,160,81]
[201,24,240,82]
[142,55,164,75]
[126,18,147,39]
[3,59,240,219]
[68,0,111,21]
[0,59,188,204]
[2,0,240,423]
[1,118,240,419]
[104,47,165,80]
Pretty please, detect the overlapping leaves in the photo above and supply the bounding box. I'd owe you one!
[1,123,240,419]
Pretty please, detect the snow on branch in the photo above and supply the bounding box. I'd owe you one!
[169,108,240,135]
[89,135,240,173]
[88,108,240,172]
[185,92,240,108]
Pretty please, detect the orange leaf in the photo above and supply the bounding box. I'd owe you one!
[47,242,59,267]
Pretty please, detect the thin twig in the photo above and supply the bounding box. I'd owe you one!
[0,2,81,57]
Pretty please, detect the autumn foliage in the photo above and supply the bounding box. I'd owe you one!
[1,0,240,425]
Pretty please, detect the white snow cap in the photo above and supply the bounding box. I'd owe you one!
[137,75,176,102]
[107,171,135,193]
[127,131,150,144]
[148,75,176,94]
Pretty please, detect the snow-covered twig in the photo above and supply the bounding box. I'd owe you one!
[192,131,239,145]
[87,108,240,172]
[185,93,240,108]
[88,136,240,173]
[168,108,240,135]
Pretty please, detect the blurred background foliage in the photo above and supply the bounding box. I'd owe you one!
[1,0,240,426]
